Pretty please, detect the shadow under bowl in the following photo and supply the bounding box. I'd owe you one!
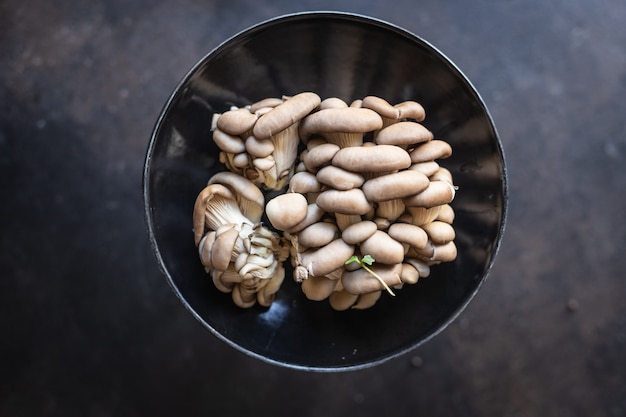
[143,11,507,372]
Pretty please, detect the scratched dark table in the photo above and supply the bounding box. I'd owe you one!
[2,1,625,416]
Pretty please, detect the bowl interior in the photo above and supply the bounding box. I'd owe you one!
[144,12,507,371]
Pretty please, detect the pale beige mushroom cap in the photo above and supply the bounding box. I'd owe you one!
[298,107,383,146]
[375,121,433,147]
[265,192,308,231]
[252,92,321,139]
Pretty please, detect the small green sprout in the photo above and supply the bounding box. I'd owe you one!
[345,255,396,296]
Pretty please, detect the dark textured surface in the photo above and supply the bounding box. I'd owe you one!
[1,0,625,416]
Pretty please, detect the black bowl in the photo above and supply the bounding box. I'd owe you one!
[143,11,507,371]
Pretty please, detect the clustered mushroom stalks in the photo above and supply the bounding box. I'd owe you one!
[211,92,321,190]
[193,171,289,308]
[197,93,457,311]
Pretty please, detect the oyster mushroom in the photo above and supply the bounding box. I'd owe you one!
[265,192,309,231]
[297,222,339,248]
[352,290,382,310]
[216,107,258,137]
[421,221,456,244]
[316,165,365,191]
[329,289,359,311]
[331,144,411,173]
[395,100,426,121]
[361,170,430,202]
[436,204,455,224]
[249,97,283,114]
[341,263,403,295]
[250,92,322,189]
[193,183,250,245]
[341,220,378,245]
[207,171,265,223]
[404,180,457,209]
[301,275,338,301]
[213,128,247,154]
[361,95,400,128]
[295,238,355,281]
[409,139,452,163]
[301,142,341,173]
[374,121,433,148]
[387,222,429,250]
[359,230,405,265]
[316,188,372,215]
[299,107,383,148]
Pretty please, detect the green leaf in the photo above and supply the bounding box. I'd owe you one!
[361,254,375,266]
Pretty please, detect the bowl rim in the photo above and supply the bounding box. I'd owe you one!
[143,10,508,372]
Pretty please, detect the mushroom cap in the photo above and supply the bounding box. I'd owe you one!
[298,238,355,278]
[208,171,265,223]
[316,165,365,191]
[265,192,308,231]
[431,241,458,263]
[362,169,430,202]
[213,128,247,154]
[253,92,321,139]
[298,107,383,140]
[400,263,420,284]
[421,220,456,244]
[361,96,399,119]
[409,140,453,163]
[409,161,440,177]
[211,224,240,271]
[285,203,325,234]
[301,275,338,301]
[249,97,283,114]
[198,231,217,270]
[289,171,322,194]
[351,290,383,310]
[395,100,426,121]
[405,257,431,278]
[341,220,378,245]
[375,121,433,147]
[331,144,412,173]
[216,108,258,136]
[319,97,349,109]
[329,289,359,311]
[359,230,406,265]
[404,180,456,208]
[341,263,403,295]
[316,188,372,215]
[297,221,339,248]
[436,204,455,224]
[302,142,340,172]
[387,222,429,250]
[245,135,275,158]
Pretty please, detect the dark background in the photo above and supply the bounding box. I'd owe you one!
[2,0,625,416]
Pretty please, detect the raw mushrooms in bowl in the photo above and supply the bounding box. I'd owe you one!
[143,11,507,371]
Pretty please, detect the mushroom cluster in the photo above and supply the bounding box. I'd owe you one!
[264,95,458,310]
[211,92,321,190]
[197,93,457,310]
[193,171,289,308]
